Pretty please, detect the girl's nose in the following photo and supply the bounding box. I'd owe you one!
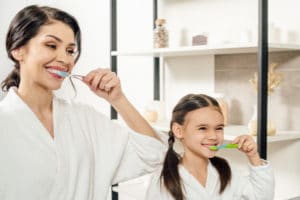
[207,130,218,139]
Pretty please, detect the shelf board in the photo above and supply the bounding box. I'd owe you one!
[151,121,300,143]
[111,43,300,57]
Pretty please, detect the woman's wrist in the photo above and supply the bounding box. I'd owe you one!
[110,93,127,109]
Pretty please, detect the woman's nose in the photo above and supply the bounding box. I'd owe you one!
[56,49,74,65]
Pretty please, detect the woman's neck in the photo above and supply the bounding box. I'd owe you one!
[17,82,53,113]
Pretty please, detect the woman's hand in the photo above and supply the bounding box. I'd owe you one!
[82,68,159,140]
[82,68,124,104]
[232,135,263,166]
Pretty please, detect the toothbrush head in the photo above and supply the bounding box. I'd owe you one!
[55,70,69,78]
[209,146,219,151]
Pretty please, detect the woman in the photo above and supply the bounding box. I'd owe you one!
[0,5,165,200]
[146,94,274,200]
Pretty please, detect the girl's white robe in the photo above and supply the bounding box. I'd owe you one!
[0,88,166,200]
[146,160,274,200]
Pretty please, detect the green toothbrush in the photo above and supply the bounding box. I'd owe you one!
[209,143,238,151]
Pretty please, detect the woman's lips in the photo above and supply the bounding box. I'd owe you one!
[46,66,68,72]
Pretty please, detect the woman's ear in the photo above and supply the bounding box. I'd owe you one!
[172,122,184,139]
[11,48,24,61]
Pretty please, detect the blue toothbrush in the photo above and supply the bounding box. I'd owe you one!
[53,70,83,80]
[209,143,238,151]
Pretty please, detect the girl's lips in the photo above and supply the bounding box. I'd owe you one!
[202,143,218,147]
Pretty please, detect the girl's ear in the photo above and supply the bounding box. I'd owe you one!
[11,48,24,61]
[172,122,184,139]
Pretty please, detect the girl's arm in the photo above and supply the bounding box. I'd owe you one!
[232,135,275,199]
[83,68,159,140]
[232,134,263,166]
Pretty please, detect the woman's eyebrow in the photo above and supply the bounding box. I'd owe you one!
[45,35,76,46]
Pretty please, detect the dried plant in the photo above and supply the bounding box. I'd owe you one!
[249,63,283,95]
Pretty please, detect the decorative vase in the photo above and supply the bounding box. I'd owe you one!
[248,105,276,136]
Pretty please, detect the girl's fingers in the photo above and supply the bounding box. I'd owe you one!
[237,136,248,149]
[242,140,253,152]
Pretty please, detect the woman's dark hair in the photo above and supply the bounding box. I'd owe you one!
[1,5,81,91]
[160,94,231,200]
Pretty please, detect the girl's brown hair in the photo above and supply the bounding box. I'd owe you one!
[160,94,231,200]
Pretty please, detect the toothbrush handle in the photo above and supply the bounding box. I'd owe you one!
[225,144,238,148]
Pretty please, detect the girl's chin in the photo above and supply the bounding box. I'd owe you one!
[206,149,217,158]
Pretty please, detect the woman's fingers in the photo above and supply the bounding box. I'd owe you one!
[99,72,116,90]
[83,68,116,91]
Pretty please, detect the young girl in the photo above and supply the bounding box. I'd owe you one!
[146,94,274,200]
[0,5,165,200]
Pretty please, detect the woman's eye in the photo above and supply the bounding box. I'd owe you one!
[67,49,74,55]
[67,49,77,56]
[46,44,56,49]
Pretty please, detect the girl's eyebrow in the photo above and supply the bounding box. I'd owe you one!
[216,124,225,128]
[45,35,76,46]
[195,123,225,127]
[195,124,208,127]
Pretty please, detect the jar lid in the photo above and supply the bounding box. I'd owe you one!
[155,19,166,25]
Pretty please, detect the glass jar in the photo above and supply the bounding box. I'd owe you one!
[153,19,169,48]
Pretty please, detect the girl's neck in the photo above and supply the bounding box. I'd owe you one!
[181,152,209,187]
[182,153,208,172]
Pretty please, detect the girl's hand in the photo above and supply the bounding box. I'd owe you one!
[232,135,263,166]
[83,68,124,103]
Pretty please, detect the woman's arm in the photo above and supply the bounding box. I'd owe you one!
[83,68,160,140]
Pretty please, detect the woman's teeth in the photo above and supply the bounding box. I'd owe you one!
[47,68,69,78]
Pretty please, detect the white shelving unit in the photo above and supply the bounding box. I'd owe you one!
[151,121,300,143]
[111,43,300,57]
[113,42,300,143]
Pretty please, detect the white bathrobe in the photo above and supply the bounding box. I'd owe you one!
[0,88,166,200]
[146,160,274,200]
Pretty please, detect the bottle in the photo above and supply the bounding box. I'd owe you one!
[153,19,169,48]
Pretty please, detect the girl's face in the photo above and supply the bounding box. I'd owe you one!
[173,106,224,159]
[16,20,77,91]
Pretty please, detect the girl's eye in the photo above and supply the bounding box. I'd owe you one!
[216,127,224,131]
[198,127,207,131]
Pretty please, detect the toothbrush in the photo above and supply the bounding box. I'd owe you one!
[209,143,238,151]
[50,69,84,80]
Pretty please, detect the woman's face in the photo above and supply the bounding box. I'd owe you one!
[17,20,77,91]
[173,106,224,159]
